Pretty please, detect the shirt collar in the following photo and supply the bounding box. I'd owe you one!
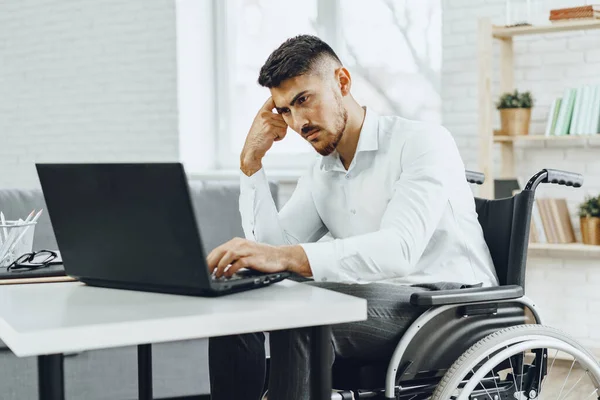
[320,107,379,171]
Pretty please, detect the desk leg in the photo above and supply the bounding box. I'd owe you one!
[310,325,332,399]
[138,344,153,400]
[38,354,65,400]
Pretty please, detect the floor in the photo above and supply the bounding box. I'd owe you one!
[537,359,598,399]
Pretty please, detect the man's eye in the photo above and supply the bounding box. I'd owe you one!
[281,109,290,115]
[298,96,307,105]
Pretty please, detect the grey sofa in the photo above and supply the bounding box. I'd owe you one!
[0,180,278,399]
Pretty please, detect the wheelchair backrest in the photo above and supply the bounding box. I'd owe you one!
[474,190,535,287]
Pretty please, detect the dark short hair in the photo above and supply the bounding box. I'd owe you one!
[258,35,342,88]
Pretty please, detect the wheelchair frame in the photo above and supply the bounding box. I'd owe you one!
[334,168,587,400]
[382,296,541,398]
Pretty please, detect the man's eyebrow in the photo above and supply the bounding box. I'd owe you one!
[289,91,309,107]
[275,91,309,114]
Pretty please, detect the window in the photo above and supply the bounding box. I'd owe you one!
[339,0,441,123]
[214,0,441,170]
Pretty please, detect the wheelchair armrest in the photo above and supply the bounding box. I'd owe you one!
[409,285,524,306]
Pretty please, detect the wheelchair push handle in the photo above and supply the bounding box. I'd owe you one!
[545,169,584,187]
[524,168,584,191]
[465,170,485,185]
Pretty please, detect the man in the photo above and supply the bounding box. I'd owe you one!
[207,35,498,399]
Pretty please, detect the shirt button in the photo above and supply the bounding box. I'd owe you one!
[322,277,328,282]
[345,175,350,180]
[350,209,356,214]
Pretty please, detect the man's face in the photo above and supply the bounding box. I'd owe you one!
[271,74,348,156]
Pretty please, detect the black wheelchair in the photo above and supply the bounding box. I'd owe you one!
[327,168,600,400]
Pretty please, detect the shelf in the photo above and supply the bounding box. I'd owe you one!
[478,16,600,199]
[528,243,600,258]
[493,19,600,38]
[493,134,599,143]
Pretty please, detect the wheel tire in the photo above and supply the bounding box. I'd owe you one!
[431,324,600,400]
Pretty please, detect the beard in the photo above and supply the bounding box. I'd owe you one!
[313,92,348,156]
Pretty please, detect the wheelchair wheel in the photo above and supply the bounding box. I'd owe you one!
[431,324,600,400]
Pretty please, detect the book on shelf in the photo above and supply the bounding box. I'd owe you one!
[531,200,547,243]
[588,85,600,133]
[550,13,600,21]
[553,88,576,136]
[530,198,577,244]
[569,87,584,135]
[549,5,600,21]
[544,97,562,137]
[545,84,600,136]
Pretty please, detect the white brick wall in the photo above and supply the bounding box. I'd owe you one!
[443,0,600,355]
[527,257,600,354]
[442,0,600,171]
[0,0,179,188]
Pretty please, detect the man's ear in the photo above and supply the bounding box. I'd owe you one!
[336,67,351,96]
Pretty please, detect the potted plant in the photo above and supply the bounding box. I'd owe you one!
[578,195,600,245]
[496,89,533,136]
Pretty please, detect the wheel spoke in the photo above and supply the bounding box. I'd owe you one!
[472,368,495,399]
[555,359,576,400]
[540,349,560,400]
[547,349,560,378]
[558,371,584,400]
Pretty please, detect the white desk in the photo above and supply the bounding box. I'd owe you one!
[0,280,367,400]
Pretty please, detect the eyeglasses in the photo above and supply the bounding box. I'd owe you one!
[7,250,58,271]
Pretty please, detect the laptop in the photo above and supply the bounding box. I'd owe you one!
[35,163,290,296]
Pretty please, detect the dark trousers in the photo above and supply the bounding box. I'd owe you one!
[208,282,432,400]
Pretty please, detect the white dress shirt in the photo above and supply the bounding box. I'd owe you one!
[239,108,499,287]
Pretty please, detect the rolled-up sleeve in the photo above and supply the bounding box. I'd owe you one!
[239,165,328,246]
[301,129,453,283]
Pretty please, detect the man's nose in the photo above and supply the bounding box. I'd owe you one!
[292,112,309,134]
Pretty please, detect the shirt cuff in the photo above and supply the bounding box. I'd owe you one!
[240,166,267,190]
[300,241,340,282]
[239,168,270,241]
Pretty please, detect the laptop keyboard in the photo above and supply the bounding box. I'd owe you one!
[211,274,244,282]
[211,269,270,282]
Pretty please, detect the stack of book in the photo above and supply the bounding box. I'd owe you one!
[545,85,600,136]
[530,198,576,244]
[550,5,600,21]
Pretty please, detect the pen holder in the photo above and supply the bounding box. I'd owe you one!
[0,221,37,267]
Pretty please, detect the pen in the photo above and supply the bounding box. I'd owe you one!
[31,209,43,224]
[24,210,35,223]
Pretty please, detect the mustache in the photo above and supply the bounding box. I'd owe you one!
[301,126,321,136]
